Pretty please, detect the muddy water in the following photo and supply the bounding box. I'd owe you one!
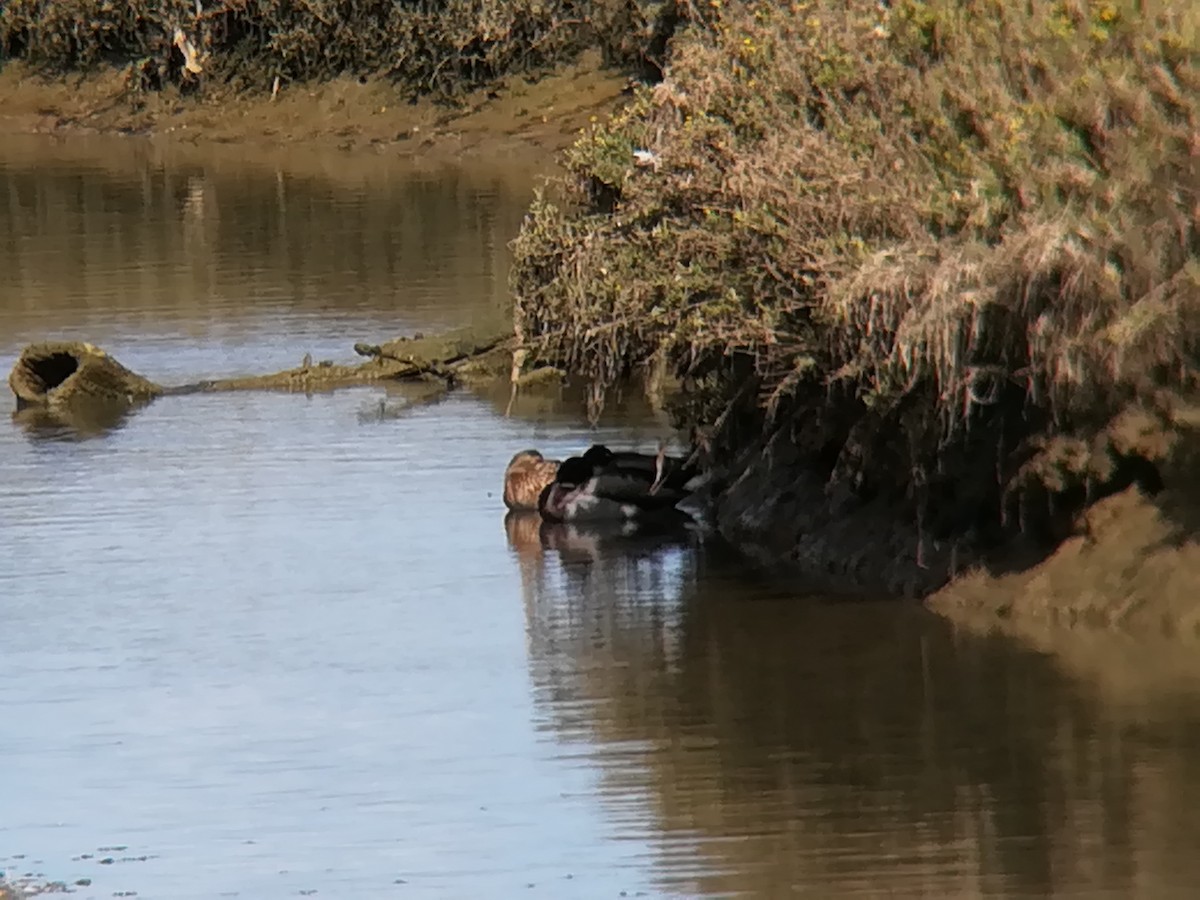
[4,135,1200,899]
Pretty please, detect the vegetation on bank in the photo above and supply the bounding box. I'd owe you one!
[0,0,673,96]
[512,0,1198,564]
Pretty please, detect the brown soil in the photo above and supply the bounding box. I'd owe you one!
[929,403,1200,634]
[929,487,1200,635]
[929,484,1200,702]
[0,50,628,167]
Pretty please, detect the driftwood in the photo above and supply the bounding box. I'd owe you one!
[8,327,517,429]
[201,326,514,392]
[9,341,163,409]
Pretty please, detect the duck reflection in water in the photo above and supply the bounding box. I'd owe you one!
[504,508,704,656]
[504,509,704,567]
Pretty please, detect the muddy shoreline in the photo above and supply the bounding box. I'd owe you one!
[0,51,628,168]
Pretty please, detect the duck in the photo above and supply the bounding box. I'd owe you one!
[503,449,561,512]
[537,453,697,524]
[580,443,705,493]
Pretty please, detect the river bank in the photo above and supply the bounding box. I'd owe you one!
[509,0,1200,630]
[0,50,628,169]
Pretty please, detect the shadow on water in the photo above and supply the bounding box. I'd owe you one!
[512,515,1200,897]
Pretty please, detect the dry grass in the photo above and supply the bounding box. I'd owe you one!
[0,0,662,96]
[512,0,1199,540]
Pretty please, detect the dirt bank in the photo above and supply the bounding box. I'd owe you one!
[931,484,1200,634]
[0,50,629,167]
[928,485,1200,702]
[926,397,1200,637]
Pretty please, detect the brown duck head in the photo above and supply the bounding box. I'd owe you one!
[503,449,561,512]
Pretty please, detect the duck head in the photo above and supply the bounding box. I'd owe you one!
[504,449,560,512]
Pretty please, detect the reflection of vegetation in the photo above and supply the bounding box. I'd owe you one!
[0,139,528,331]
[477,375,676,430]
[513,1,1199,580]
[521,539,1200,895]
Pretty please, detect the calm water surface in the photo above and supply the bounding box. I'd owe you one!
[3,135,1200,899]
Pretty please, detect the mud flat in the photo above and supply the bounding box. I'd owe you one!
[0,50,628,168]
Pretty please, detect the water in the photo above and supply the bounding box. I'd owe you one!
[3,134,1200,899]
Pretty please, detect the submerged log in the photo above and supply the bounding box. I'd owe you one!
[356,326,508,368]
[208,325,514,392]
[7,327,516,415]
[8,341,163,409]
[11,399,138,438]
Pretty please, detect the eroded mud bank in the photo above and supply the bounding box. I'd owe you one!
[0,50,628,167]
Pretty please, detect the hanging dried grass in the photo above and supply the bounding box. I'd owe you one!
[512,0,1198,523]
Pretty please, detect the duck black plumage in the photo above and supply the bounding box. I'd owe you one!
[538,450,697,524]
[581,443,704,493]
